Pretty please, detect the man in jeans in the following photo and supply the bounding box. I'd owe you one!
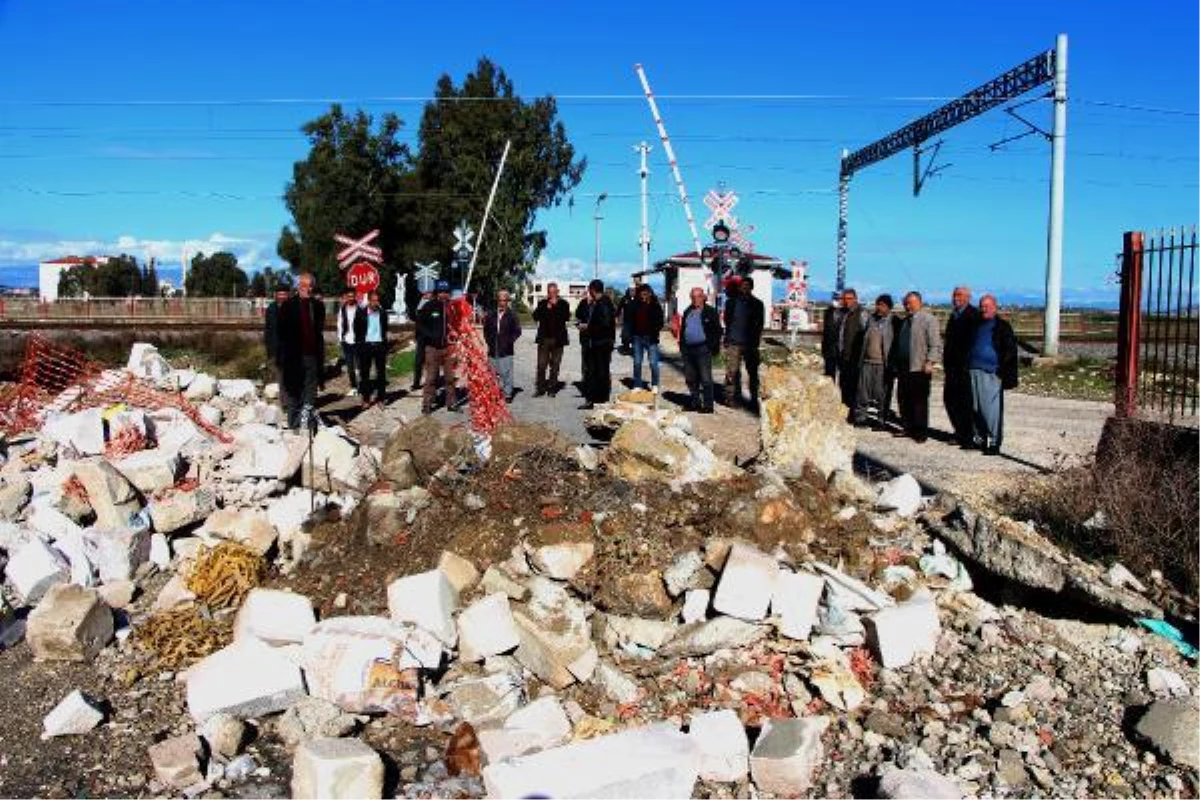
[627,283,665,390]
[679,286,722,414]
[892,291,941,443]
[484,290,522,402]
[722,276,765,407]
[336,290,360,397]
[532,281,570,396]
[417,280,458,414]
[967,294,1018,455]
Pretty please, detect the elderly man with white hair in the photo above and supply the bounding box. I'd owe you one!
[967,294,1019,455]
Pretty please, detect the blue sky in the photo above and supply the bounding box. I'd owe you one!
[1,0,1196,305]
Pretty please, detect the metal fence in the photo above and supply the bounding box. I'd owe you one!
[1115,228,1198,426]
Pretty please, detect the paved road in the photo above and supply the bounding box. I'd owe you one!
[328,328,1113,503]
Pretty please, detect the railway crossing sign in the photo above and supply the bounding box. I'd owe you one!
[346,261,380,293]
[453,222,475,259]
[786,260,809,307]
[335,229,382,268]
[414,261,440,293]
[703,190,739,230]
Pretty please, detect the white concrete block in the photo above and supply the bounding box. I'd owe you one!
[6,536,69,605]
[877,473,922,517]
[234,588,316,647]
[689,708,749,782]
[85,525,150,583]
[712,542,779,621]
[482,722,700,799]
[772,571,825,640]
[199,713,246,760]
[149,533,171,568]
[682,589,710,624]
[457,593,520,662]
[292,737,383,800]
[217,378,257,401]
[43,409,106,456]
[387,569,458,646]
[186,639,307,723]
[438,550,480,594]
[478,696,572,763]
[149,486,217,534]
[528,540,595,581]
[864,590,941,669]
[592,660,641,704]
[26,584,113,662]
[42,689,104,738]
[228,441,292,480]
[750,716,829,795]
[111,448,181,494]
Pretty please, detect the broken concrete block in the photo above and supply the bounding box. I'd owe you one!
[127,342,171,379]
[292,737,384,800]
[200,712,246,760]
[42,689,104,738]
[96,579,136,609]
[72,460,142,529]
[149,532,171,568]
[441,671,525,728]
[43,408,106,456]
[216,378,256,401]
[438,550,480,595]
[682,589,710,624]
[234,588,316,647]
[228,441,293,481]
[482,722,700,799]
[478,696,573,763]
[111,448,181,494]
[592,660,641,704]
[198,405,223,428]
[6,536,69,605]
[457,593,520,662]
[772,570,825,641]
[878,764,963,799]
[749,716,829,795]
[196,508,277,556]
[480,565,529,601]
[186,639,307,723]
[660,616,767,658]
[0,475,32,520]
[664,550,704,597]
[864,590,941,669]
[148,733,204,790]
[527,522,595,581]
[152,573,197,611]
[602,615,679,651]
[26,584,113,662]
[511,577,597,688]
[1135,697,1200,770]
[876,473,922,517]
[611,568,674,618]
[712,542,780,621]
[266,488,316,540]
[387,569,459,646]
[276,696,360,746]
[690,708,749,782]
[149,486,216,534]
[84,525,150,582]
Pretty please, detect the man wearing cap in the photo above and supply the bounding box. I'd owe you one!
[854,294,895,427]
[417,280,458,414]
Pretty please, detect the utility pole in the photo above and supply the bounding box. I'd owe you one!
[1042,33,1068,356]
[636,142,652,273]
[836,150,849,295]
[593,192,608,280]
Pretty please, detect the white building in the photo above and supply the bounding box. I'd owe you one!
[38,255,109,301]
[522,276,592,310]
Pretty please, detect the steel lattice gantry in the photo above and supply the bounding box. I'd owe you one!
[833,35,1068,354]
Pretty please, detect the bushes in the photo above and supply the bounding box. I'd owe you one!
[1003,418,1198,599]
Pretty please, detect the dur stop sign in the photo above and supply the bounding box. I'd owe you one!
[346,261,380,293]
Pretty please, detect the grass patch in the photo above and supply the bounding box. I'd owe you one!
[388,349,416,378]
[1017,356,1115,402]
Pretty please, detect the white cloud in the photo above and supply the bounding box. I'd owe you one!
[0,232,277,271]
[531,255,652,290]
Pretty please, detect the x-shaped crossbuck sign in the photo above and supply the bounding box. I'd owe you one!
[414,261,440,291]
[335,230,383,267]
[703,190,739,230]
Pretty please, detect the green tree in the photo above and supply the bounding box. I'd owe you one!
[250,266,295,297]
[277,104,413,302]
[187,251,248,297]
[413,57,586,298]
[57,254,151,297]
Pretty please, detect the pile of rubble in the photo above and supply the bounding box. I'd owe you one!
[1,343,1196,800]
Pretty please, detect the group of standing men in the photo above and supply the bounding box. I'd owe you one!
[822,286,1018,454]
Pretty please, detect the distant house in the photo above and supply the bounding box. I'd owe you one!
[522,277,591,310]
[38,255,110,301]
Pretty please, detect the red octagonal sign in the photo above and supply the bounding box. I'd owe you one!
[346,261,380,294]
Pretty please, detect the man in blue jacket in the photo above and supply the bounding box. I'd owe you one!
[680,286,723,414]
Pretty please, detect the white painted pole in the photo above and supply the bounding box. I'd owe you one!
[637,141,651,273]
[1043,33,1068,356]
[464,139,511,294]
[635,64,704,258]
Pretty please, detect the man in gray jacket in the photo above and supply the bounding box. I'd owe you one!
[854,293,895,427]
[891,291,941,443]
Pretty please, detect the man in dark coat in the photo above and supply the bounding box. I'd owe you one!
[483,289,522,402]
[575,292,593,388]
[943,286,980,447]
[679,286,723,413]
[837,288,871,421]
[352,290,389,407]
[627,283,665,390]
[722,276,765,407]
[275,273,325,431]
[821,293,844,380]
[417,280,457,414]
[967,293,1019,455]
[576,279,616,409]
[532,281,570,397]
[264,286,291,419]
